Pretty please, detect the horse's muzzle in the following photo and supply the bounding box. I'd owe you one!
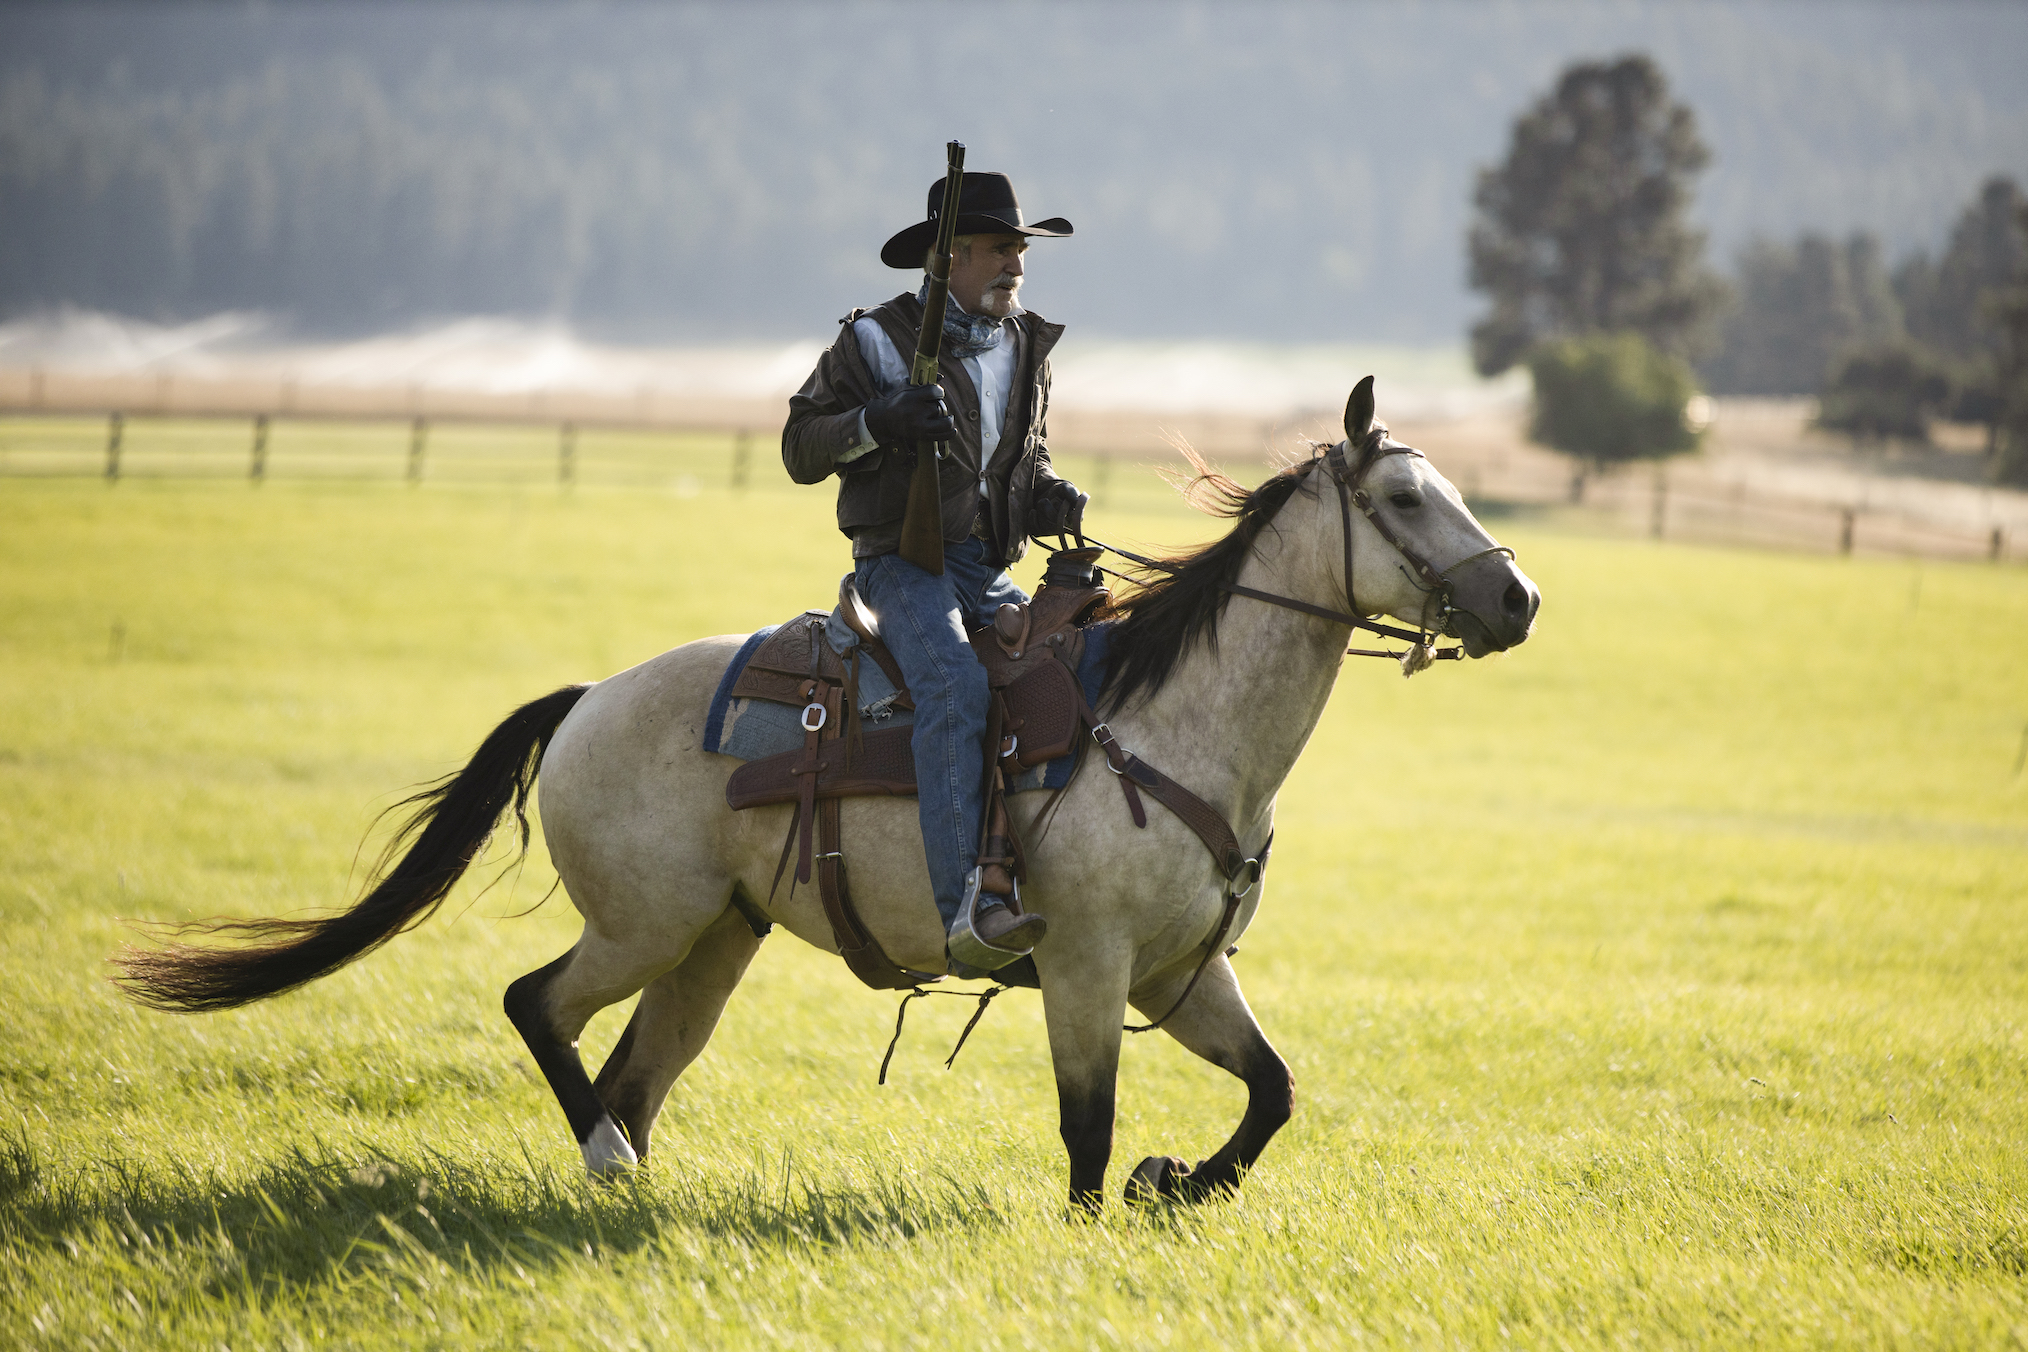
[1445,553,1540,657]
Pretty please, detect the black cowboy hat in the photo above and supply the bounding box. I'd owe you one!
[880,171,1073,269]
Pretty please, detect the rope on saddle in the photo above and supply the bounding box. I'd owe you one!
[878,982,1012,1084]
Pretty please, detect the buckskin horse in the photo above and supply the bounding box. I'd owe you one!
[119,378,1540,1211]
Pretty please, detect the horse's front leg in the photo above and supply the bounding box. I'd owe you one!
[1124,953,1293,1205]
[1038,953,1132,1213]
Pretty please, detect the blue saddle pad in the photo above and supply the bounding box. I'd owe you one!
[704,615,1111,794]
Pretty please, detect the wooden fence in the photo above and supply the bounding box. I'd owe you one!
[1443,442,2020,565]
[1,397,2021,566]
[0,409,767,492]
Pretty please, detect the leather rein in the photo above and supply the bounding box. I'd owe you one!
[1007,435,1514,1036]
[891,441,1517,1056]
[1068,432,1515,664]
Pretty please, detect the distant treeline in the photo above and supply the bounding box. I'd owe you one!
[1702,178,2024,403]
[3,3,2025,344]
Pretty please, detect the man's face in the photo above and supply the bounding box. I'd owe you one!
[947,234,1027,319]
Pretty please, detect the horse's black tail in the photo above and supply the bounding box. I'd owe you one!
[115,683,593,1014]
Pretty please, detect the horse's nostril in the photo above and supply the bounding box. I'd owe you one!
[1502,581,1529,618]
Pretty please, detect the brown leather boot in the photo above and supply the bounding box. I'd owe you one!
[973,902,1046,952]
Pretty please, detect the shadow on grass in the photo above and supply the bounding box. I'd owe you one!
[0,1127,1012,1299]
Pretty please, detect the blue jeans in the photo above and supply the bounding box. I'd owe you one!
[854,537,1028,928]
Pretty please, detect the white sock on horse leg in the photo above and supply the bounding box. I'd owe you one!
[580,1117,638,1176]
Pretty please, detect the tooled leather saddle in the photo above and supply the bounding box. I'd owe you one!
[720,546,1264,1003]
[720,548,1111,989]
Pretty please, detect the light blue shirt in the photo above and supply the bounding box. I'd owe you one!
[844,316,1017,501]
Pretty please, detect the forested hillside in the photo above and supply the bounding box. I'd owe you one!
[3,1,2024,343]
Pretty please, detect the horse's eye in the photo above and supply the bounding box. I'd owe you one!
[1389,491,1419,509]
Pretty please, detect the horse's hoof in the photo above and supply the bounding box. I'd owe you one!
[1124,1155,1190,1207]
[579,1118,639,1178]
[1063,1188,1106,1221]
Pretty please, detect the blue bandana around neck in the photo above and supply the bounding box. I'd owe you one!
[918,278,1016,361]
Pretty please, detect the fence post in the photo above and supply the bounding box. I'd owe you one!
[732,428,751,490]
[559,422,577,487]
[407,417,427,486]
[1650,469,1667,539]
[1991,527,2005,562]
[250,414,270,484]
[1838,508,1856,555]
[104,412,124,483]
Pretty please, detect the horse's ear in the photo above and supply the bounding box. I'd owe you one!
[1344,375,1376,447]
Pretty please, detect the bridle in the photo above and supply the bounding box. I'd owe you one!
[1070,430,1517,665]
[941,432,1517,1045]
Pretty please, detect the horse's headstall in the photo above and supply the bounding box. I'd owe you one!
[1324,426,1418,488]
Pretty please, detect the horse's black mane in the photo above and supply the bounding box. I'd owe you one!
[1099,448,1325,712]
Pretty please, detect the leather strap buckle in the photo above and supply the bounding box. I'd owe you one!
[1090,722,1135,771]
[800,702,828,732]
[1231,856,1263,899]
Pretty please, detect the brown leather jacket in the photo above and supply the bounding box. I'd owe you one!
[782,292,1066,565]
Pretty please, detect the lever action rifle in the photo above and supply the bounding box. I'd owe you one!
[895,140,966,576]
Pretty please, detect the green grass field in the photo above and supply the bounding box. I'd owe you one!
[3,440,2026,1348]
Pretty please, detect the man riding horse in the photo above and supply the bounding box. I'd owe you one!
[121,201,1540,1193]
[781,169,1087,973]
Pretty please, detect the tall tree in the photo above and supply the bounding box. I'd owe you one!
[1702,233,1903,396]
[1991,201,2028,486]
[1895,176,2025,364]
[1468,55,1726,377]
[1894,176,2026,448]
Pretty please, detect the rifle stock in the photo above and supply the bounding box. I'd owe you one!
[896,140,966,575]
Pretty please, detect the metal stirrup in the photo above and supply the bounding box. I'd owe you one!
[945,867,1033,978]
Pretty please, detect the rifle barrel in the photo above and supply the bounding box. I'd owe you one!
[895,140,966,576]
[911,141,966,387]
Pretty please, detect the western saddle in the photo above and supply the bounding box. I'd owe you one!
[721,547,1263,1003]
[721,548,1106,987]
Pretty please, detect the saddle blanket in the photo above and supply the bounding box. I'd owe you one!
[704,610,1111,794]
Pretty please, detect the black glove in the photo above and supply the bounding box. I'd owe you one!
[1030,478,1089,539]
[862,384,954,445]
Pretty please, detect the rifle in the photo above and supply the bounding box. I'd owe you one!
[895,140,966,575]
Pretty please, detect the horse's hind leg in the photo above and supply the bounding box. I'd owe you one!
[591,903,763,1162]
[505,915,716,1175]
[1124,955,1293,1205]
